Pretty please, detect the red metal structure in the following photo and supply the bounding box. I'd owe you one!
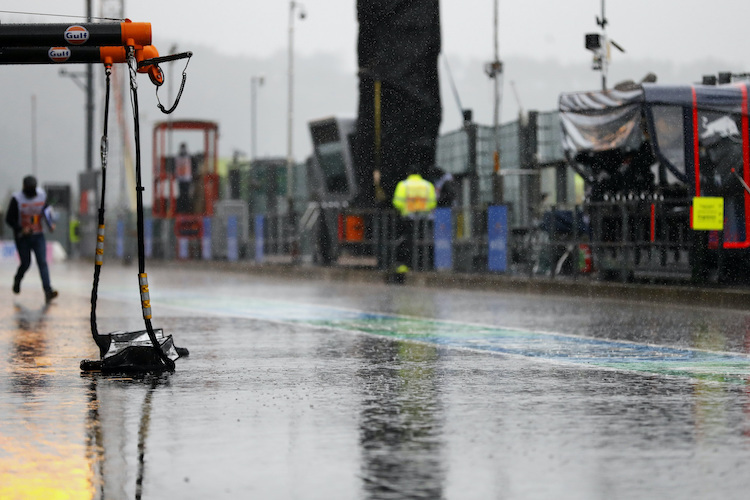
[152,120,220,218]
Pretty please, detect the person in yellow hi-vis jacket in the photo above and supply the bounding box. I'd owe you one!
[392,169,437,272]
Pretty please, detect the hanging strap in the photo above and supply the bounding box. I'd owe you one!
[90,64,112,357]
[139,51,193,115]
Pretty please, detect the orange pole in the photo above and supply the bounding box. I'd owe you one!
[120,21,152,48]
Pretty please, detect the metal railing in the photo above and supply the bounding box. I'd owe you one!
[82,205,572,273]
[586,197,692,281]
[78,201,700,282]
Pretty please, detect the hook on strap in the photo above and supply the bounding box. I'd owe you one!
[141,51,192,115]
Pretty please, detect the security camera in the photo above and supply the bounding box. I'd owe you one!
[585,33,601,51]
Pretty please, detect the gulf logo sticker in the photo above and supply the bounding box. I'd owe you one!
[64,25,89,45]
[48,47,71,63]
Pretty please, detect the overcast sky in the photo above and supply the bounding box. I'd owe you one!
[3,1,750,69]
[2,1,750,203]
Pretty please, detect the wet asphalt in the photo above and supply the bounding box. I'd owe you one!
[2,260,750,499]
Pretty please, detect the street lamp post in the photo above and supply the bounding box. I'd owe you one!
[57,0,94,173]
[167,44,178,162]
[31,95,37,176]
[486,0,503,203]
[286,1,306,213]
[58,68,93,172]
[251,75,264,161]
[585,0,624,91]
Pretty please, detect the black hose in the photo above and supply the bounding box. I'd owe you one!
[128,51,175,371]
[91,65,111,357]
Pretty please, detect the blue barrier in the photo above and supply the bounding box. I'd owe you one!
[227,216,238,261]
[144,218,153,258]
[116,219,125,259]
[488,205,508,272]
[433,208,453,271]
[202,217,212,260]
[254,215,264,264]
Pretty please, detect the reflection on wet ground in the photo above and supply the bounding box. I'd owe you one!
[10,302,52,394]
[83,372,168,499]
[2,262,750,499]
[1,296,93,499]
[357,339,445,499]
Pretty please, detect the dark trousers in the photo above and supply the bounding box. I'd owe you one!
[396,217,415,267]
[15,233,52,292]
[395,217,433,270]
[177,181,193,214]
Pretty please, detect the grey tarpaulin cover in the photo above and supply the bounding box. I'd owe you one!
[559,88,645,155]
[559,83,750,186]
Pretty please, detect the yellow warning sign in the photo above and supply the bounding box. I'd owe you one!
[692,197,724,230]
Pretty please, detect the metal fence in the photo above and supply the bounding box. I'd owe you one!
[258,204,592,276]
[585,197,693,281]
[81,200,699,283]
[87,206,577,276]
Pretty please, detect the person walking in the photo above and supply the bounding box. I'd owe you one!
[392,168,437,272]
[5,175,58,302]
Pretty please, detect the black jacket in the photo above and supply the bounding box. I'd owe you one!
[5,197,20,235]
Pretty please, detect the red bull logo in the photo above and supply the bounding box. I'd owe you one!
[48,47,71,63]
[64,25,89,45]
